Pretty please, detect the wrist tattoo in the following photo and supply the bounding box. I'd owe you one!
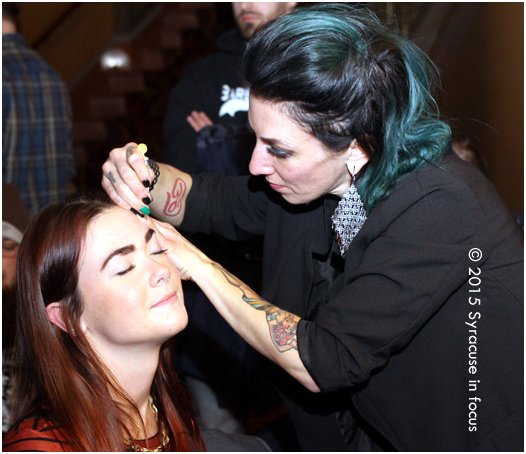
[163,178,186,217]
[212,263,298,352]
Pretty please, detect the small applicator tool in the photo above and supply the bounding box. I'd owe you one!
[137,143,151,216]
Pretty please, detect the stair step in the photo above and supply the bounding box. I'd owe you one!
[88,95,126,117]
[159,29,183,49]
[72,120,108,142]
[138,48,165,71]
[107,71,146,93]
[163,11,199,30]
[177,2,215,11]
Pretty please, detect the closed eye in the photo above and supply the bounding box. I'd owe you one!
[117,265,136,276]
[267,145,293,160]
[151,249,168,255]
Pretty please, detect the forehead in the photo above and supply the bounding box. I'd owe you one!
[83,207,147,258]
[249,96,293,127]
[248,96,313,139]
[89,206,143,236]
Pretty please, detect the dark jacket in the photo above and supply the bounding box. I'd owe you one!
[162,28,249,173]
[180,152,524,451]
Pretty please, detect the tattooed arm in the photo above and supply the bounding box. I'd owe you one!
[150,217,321,393]
[102,142,192,226]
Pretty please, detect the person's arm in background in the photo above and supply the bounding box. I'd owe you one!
[102,143,192,227]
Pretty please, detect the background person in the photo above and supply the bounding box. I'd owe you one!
[451,134,488,175]
[162,2,297,173]
[2,2,76,217]
[102,4,523,451]
[2,182,29,435]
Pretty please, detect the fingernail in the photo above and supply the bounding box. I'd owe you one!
[142,180,151,188]
[142,196,151,205]
[130,208,145,218]
[140,205,151,216]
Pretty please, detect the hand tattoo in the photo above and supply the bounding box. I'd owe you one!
[108,171,117,183]
[212,263,298,352]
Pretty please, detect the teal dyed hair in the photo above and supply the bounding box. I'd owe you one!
[243,4,451,213]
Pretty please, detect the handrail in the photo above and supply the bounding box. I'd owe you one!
[27,3,82,50]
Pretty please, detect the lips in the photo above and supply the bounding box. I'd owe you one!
[268,182,286,191]
[151,291,177,308]
[240,12,259,23]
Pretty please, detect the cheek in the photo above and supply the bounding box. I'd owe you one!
[2,256,17,286]
[283,162,320,187]
[82,282,135,325]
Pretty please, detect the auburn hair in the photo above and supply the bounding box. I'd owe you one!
[11,197,205,451]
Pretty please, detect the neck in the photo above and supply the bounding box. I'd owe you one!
[2,20,17,35]
[89,339,162,438]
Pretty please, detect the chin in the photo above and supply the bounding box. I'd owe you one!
[281,193,316,205]
[175,309,189,332]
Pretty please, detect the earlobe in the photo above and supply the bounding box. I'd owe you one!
[346,140,369,175]
[46,302,67,332]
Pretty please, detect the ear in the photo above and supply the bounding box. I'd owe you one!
[46,302,68,332]
[346,140,370,176]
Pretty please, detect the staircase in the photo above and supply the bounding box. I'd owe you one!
[69,2,235,194]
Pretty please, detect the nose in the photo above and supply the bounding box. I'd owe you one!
[249,144,274,176]
[149,260,171,287]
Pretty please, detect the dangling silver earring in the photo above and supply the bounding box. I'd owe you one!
[331,167,367,257]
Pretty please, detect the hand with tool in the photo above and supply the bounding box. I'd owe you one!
[102,142,193,226]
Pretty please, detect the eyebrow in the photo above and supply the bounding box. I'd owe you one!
[246,120,294,150]
[260,136,294,150]
[100,228,155,271]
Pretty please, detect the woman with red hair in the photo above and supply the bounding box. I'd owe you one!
[2,198,205,452]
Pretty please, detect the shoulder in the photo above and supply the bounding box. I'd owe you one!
[371,152,512,226]
[3,413,71,452]
[3,37,62,80]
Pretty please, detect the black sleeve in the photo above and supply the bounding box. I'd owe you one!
[180,172,270,241]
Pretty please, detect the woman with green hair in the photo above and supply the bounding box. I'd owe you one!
[103,4,523,451]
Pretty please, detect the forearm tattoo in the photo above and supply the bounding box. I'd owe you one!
[212,263,298,352]
[163,178,187,217]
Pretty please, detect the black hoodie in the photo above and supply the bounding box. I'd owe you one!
[162,28,251,173]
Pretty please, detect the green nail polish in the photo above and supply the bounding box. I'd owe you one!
[140,205,151,216]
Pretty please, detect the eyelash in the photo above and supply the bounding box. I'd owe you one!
[116,249,168,276]
[117,265,135,277]
[267,146,292,160]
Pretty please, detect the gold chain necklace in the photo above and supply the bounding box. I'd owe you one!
[123,396,170,452]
